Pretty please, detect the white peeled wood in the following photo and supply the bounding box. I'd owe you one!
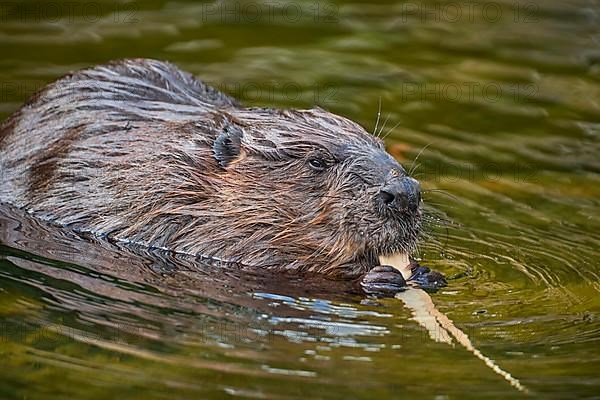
[379,253,528,394]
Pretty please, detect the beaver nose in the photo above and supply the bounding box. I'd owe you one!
[379,177,421,212]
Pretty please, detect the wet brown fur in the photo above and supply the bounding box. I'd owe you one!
[0,59,421,278]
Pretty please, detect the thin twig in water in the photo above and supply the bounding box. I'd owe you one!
[380,254,530,395]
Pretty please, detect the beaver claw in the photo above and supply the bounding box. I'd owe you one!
[408,263,447,291]
[360,266,408,297]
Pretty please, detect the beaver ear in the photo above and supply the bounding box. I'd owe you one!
[213,125,243,168]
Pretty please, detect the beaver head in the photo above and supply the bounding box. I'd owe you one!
[173,107,421,276]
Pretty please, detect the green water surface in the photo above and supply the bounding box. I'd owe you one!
[0,0,599,399]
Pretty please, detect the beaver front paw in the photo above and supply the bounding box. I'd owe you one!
[408,262,447,291]
[360,266,408,297]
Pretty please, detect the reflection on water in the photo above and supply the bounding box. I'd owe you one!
[1,0,599,398]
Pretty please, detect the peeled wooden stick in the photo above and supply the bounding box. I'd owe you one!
[380,253,529,394]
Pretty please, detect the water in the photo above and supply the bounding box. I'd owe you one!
[0,0,599,398]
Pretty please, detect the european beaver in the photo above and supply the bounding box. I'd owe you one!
[0,58,444,296]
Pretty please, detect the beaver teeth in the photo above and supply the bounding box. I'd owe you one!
[379,252,410,280]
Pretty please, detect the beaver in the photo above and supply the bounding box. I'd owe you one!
[0,58,445,296]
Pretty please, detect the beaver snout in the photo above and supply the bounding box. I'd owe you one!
[378,176,421,213]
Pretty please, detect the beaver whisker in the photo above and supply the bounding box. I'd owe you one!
[422,189,462,204]
[408,142,433,177]
[372,96,382,136]
[420,213,458,239]
[376,113,391,137]
[380,120,403,141]
[422,201,457,209]
[421,216,453,231]
[410,163,422,177]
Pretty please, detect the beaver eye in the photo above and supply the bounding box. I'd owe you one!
[308,157,327,172]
